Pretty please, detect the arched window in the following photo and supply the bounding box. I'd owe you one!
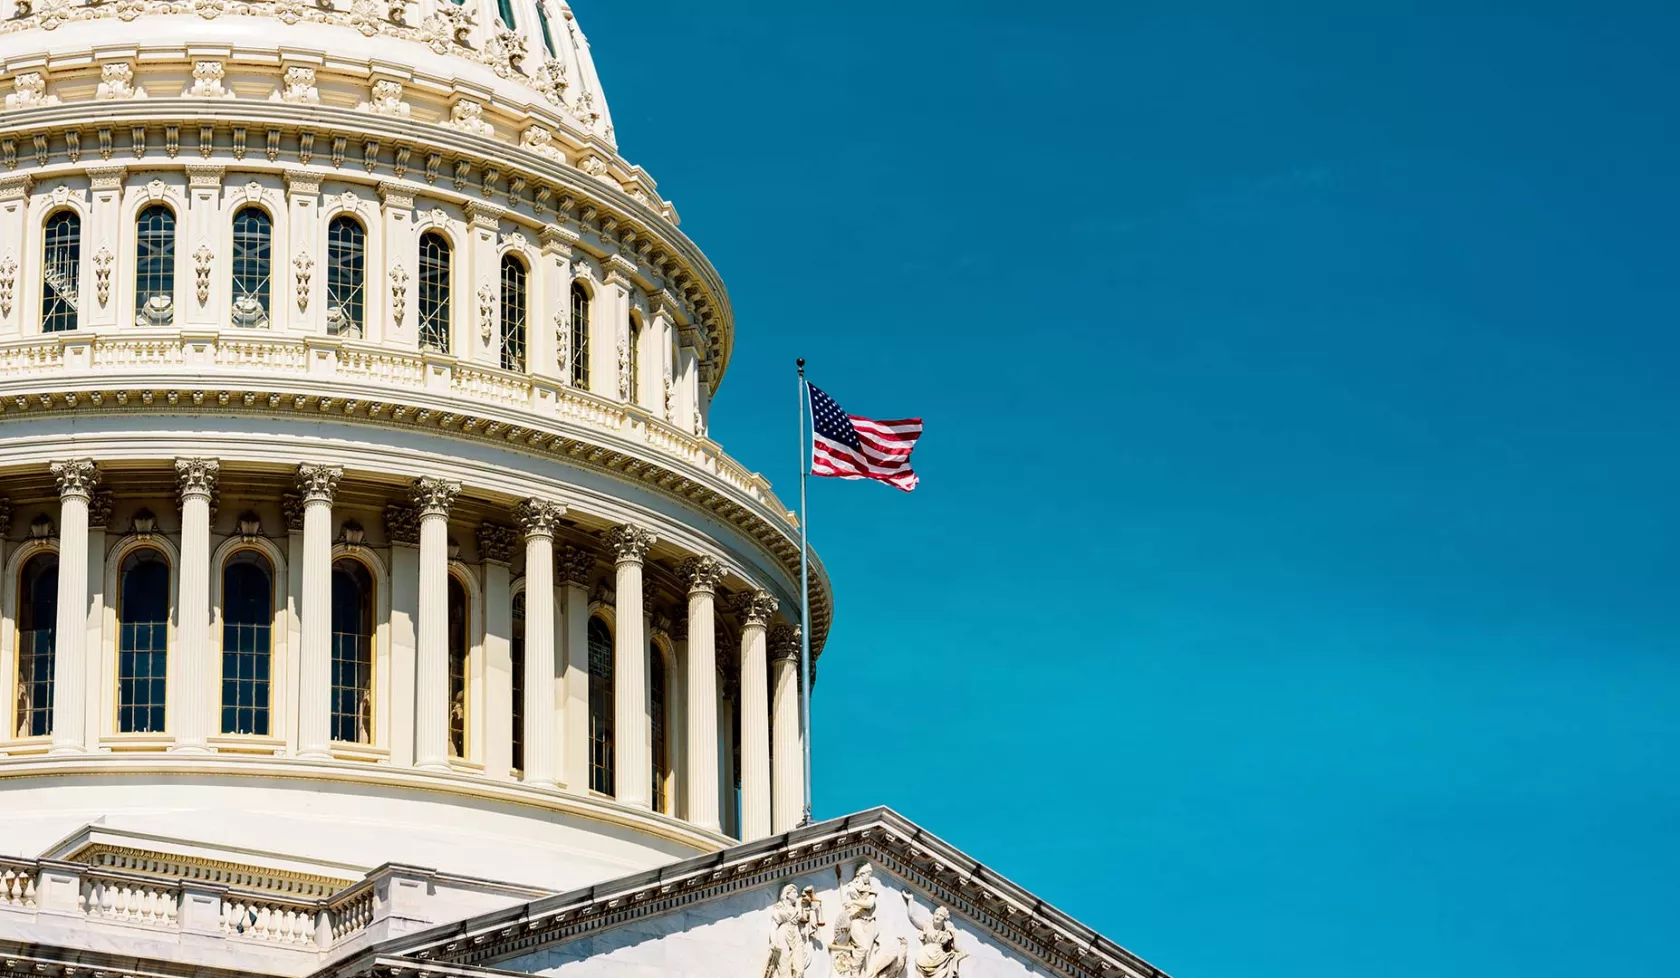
[330,558,375,744]
[417,231,451,353]
[41,211,81,333]
[650,644,669,813]
[535,1,557,56]
[134,205,176,327]
[570,282,590,387]
[627,313,641,405]
[117,548,170,734]
[588,615,614,795]
[447,574,468,758]
[495,0,517,28]
[230,207,272,328]
[500,253,528,372]
[221,551,273,736]
[14,552,58,738]
[510,590,526,774]
[326,216,366,337]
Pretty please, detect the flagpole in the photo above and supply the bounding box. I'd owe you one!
[796,358,814,827]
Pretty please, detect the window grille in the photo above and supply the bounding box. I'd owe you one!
[447,575,468,758]
[588,616,614,795]
[133,205,176,326]
[117,549,169,734]
[500,254,528,372]
[326,216,366,337]
[417,231,452,353]
[570,283,590,387]
[15,553,57,738]
[510,591,526,774]
[230,207,272,327]
[331,559,375,744]
[41,211,80,333]
[221,553,273,737]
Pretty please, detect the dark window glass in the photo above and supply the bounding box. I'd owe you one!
[588,616,614,795]
[511,590,526,774]
[447,575,468,758]
[330,558,375,743]
[231,207,272,327]
[500,254,528,372]
[326,216,366,337]
[650,645,668,812]
[15,552,58,738]
[570,283,590,387]
[535,1,557,55]
[134,205,176,326]
[496,0,517,28]
[221,552,273,736]
[41,211,80,333]
[627,314,641,404]
[418,231,451,353]
[118,549,170,734]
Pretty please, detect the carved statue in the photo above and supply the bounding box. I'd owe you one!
[833,864,906,978]
[901,893,965,978]
[763,884,821,978]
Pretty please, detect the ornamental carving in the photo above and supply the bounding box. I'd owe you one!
[558,545,595,586]
[278,65,320,104]
[736,589,778,627]
[185,61,230,99]
[51,459,100,501]
[0,254,15,317]
[0,497,11,537]
[409,477,461,518]
[446,98,494,137]
[681,556,723,595]
[237,510,263,542]
[769,623,802,663]
[486,24,528,78]
[606,524,655,564]
[533,59,568,105]
[366,79,410,117]
[193,244,213,303]
[348,0,382,36]
[389,262,408,324]
[764,884,821,978]
[175,457,220,502]
[281,493,305,531]
[478,283,495,344]
[87,491,115,531]
[520,126,564,162]
[476,522,517,564]
[295,463,343,505]
[419,3,476,54]
[384,504,420,546]
[555,311,570,377]
[96,62,142,100]
[831,863,906,978]
[663,372,674,420]
[28,515,53,540]
[616,336,630,400]
[93,248,113,306]
[5,71,57,110]
[280,251,310,316]
[514,498,565,540]
[581,155,610,179]
[902,893,966,978]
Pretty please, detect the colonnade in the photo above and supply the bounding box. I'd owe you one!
[29,457,809,840]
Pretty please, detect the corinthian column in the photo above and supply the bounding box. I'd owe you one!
[48,460,97,755]
[412,477,460,770]
[736,589,777,840]
[515,498,566,786]
[607,524,655,808]
[769,623,804,833]
[296,464,342,759]
[681,556,723,832]
[172,458,219,753]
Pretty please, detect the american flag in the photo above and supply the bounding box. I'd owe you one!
[808,383,923,492]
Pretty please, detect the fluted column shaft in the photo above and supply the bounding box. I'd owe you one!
[738,590,777,840]
[516,499,565,787]
[49,460,97,755]
[770,625,804,833]
[413,478,461,771]
[608,525,655,809]
[296,464,342,759]
[172,459,218,753]
[682,558,723,833]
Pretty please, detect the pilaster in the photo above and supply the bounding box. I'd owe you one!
[184,165,224,328]
[84,166,126,329]
[379,182,416,347]
[284,171,321,333]
[172,458,219,753]
[465,201,504,366]
[0,174,31,337]
[559,544,594,791]
[384,503,420,767]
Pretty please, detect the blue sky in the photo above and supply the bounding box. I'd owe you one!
[588,3,1679,976]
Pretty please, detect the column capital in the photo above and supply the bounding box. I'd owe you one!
[476,522,517,564]
[558,544,596,587]
[606,524,656,565]
[175,458,220,503]
[514,498,566,540]
[735,589,778,628]
[88,491,114,530]
[769,623,802,663]
[0,496,10,536]
[384,503,419,546]
[296,463,343,505]
[409,477,460,518]
[681,555,724,596]
[51,459,100,501]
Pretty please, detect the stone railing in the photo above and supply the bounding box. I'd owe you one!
[80,869,182,927]
[0,858,37,908]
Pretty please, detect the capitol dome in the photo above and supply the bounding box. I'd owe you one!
[0,0,832,900]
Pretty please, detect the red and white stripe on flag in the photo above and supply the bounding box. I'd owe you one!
[811,414,924,492]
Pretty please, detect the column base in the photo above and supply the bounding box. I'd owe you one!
[415,760,451,773]
[295,747,333,761]
[47,743,86,756]
[522,777,557,789]
[169,743,215,755]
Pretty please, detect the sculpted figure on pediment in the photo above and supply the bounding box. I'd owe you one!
[833,863,906,978]
[764,884,822,978]
[901,893,966,978]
